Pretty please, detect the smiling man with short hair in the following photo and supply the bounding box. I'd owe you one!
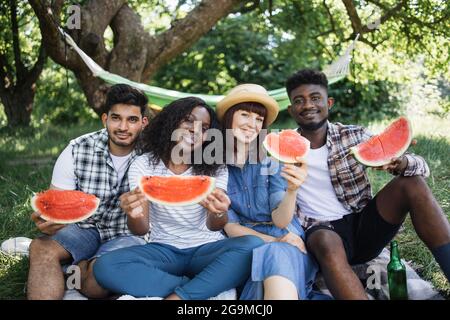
[27,84,149,300]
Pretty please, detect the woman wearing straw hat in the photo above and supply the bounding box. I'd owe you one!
[217,84,330,300]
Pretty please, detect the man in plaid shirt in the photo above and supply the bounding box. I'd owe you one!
[27,84,150,300]
[286,69,450,299]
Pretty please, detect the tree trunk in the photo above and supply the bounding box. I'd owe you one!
[0,0,47,128]
[29,0,244,116]
[1,85,35,127]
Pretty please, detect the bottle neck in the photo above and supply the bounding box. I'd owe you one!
[390,242,401,262]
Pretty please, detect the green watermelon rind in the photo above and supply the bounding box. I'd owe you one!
[30,191,100,224]
[350,117,413,167]
[262,130,310,164]
[139,176,216,206]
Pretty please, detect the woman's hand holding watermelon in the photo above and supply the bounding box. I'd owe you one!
[199,189,230,217]
[30,211,66,236]
[119,188,148,219]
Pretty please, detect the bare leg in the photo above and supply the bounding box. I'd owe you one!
[264,275,298,300]
[376,176,450,249]
[78,259,110,299]
[307,230,368,300]
[165,293,181,300]
[27,237,71,300]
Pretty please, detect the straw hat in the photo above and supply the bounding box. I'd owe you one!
[216,84,279,125]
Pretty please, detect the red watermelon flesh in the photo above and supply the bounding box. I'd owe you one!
[351,117,412,166]
[31,190,100,224]
[263,129,310,163]
[139,175,215,206]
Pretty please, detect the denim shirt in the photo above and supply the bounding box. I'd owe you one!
[227,157,287,224]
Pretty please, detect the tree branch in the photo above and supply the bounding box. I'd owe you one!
[9,0,25,81]
[108,4,148,81]
[0,52,13,93]
[370,0,449,38]
[314,0,338,38]
[28,0,78,69]
[341,0,364,35]
[22,44,47,89]
[342,0,408,48]
[142,0,243,80]
[361,0,407,33]
[78,0,126,66]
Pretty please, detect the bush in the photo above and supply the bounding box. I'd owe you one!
[328,79,404,125]
[32,62,98,126]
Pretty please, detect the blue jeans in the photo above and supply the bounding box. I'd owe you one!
[93,235,263,299]
[49,224,146,264]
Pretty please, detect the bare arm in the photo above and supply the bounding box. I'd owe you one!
[271,189,298,229]
[224,222,276,243]
[271,161,308,229]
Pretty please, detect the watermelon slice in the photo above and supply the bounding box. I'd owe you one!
[262,129,310,163]
[31,190,100,224]
[350,117,413,167]
[139,175,215,206]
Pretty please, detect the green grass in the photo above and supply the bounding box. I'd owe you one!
[0,115,449,299]
[0,122,101,300]
[367,132,450,297]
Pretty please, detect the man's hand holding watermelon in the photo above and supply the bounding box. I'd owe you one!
[31,211,66,236]
[372,140,417,175]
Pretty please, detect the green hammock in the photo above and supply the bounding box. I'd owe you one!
[59,27,359,111]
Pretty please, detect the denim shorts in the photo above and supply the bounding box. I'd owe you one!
[49,224,146,265]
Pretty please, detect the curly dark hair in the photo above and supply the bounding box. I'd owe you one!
[139,97,223,176]
[285,68,328,99]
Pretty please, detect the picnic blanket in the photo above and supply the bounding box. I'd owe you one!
[61,248,442,300]
[314,248,443,300]
[0,237,443,300]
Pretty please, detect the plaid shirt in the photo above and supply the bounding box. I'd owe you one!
[71,129,137,242]
[296,121,430,228]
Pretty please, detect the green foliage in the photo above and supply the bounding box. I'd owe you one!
[151,0,448,124]
[152,13,292,94]
[2,0,447,128]
[0,123,102,299]
[0,1,42,77]
[32,61,98,126]
[328,78,403,124]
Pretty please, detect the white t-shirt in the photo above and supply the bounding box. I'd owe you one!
[51,144,131,190]
[297,144,352,221]
[128,154,228,249]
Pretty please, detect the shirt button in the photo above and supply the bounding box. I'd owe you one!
[247,205,251,208]
[244,186,248,190]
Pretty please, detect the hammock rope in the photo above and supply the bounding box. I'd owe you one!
[58,27,359,111]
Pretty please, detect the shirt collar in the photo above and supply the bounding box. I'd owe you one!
[94,129,110,153]
[296,120,335,148]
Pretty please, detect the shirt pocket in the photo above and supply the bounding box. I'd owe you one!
[335,152,366,193]
[253,175,270,211]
